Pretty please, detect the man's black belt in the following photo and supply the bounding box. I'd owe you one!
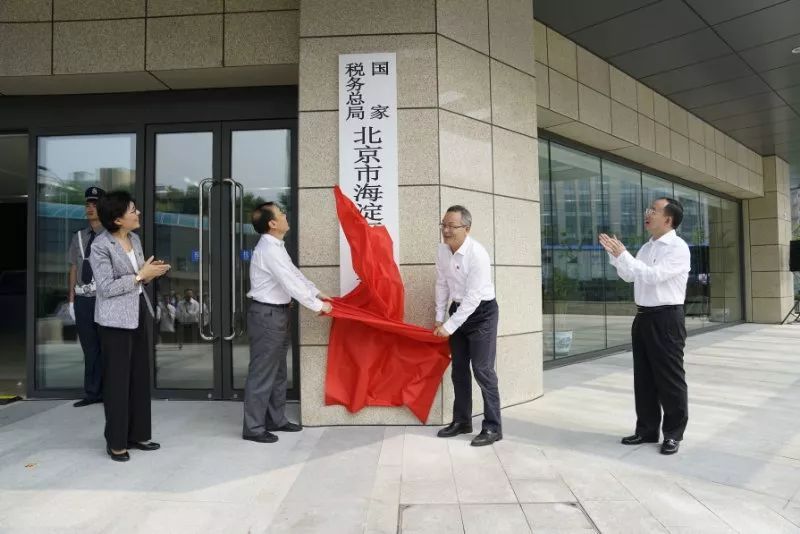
[250,299,290,309]
[451,298,496,310]
[636,304,682,314]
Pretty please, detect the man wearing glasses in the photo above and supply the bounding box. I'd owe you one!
[599,197,690,455]
[433,205,501,447]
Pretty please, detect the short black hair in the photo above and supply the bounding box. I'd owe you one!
[97,190,135,233]
[445,205,472,228]
[660,197,684,229]
[251,202,278,234]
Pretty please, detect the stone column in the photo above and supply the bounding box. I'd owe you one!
[297,0,542,425]
[746,156,793,323]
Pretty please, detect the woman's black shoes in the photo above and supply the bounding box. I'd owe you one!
[106,446,130,462]
[106,441,159,460]
[127,441,161,451]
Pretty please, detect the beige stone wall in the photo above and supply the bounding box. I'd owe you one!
[0,0,299,94]
[532,21,791,326]
[533,21,764,201]
[297,0,542,425]
[745,156,794,323]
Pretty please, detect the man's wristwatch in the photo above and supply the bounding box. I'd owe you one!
[135,273,143,283]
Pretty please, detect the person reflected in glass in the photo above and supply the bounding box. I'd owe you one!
[157,294,176,344]
[90,191,171,462]
[176,288,200,349]
[599,198,690,456]
[68,186,106,408]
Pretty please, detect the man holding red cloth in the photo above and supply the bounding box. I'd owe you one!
[324,187,451,423]
[243,202,332,444]
[433,205,502,447]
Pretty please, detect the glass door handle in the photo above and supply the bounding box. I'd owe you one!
[223,178,246,340]
[198,178,217,341]
[235,179,246,338]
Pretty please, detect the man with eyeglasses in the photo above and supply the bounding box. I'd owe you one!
[599,197,690,455]
[433,205,501,447]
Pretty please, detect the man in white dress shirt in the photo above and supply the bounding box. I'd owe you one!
[175,288,200,349]
[243,202,332,444]
[599,197,690,455]
[433,205,501,447]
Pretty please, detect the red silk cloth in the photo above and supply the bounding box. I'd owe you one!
[324,186,451,423]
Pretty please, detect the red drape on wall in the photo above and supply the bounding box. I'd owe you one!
[324,186,451,423]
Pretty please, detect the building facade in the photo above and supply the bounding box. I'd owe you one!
[0,0,796,426]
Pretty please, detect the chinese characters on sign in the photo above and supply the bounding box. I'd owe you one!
[339,53,399,294]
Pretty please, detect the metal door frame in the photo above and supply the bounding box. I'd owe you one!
[219,119,300,401]
[8,86,298,399]
[145,119,300,401]
[26,124,144,399]
[144,122,223,400]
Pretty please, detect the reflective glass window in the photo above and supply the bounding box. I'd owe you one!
[539,139,742,361]
[36,134,136,388]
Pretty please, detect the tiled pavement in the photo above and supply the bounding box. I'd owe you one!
[1,323,799,533]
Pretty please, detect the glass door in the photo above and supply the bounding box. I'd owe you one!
[222,123,296,398]
[34,131,137,392]
[0,134,29,398]
[149,124,218,397]
[147,121,296,400]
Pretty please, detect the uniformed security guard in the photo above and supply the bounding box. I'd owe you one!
[68,186,106,407]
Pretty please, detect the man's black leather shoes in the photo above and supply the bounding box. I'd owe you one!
[437,422,473,438]
[128,441,161,451]
[471,429,502,447]
[269,422,302,432]
[660,439,680,455]
[621,434,659,445]
[106,446,130,462]
[74,398,102,407]
[243,432,279,443]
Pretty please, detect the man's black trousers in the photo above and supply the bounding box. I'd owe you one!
[631,305,688,441]
[75,295,103,401]
[449,299,501,432]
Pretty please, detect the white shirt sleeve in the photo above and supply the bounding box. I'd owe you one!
[442,249,491,335]
[267,247,323,312]
[292,262,320,297]
[614,244,690,285]
[608,251,635,282]
[434,248,449,323]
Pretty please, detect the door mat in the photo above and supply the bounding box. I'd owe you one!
[0,395,22,405]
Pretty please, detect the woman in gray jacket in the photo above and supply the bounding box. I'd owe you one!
[90,191,170,462]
